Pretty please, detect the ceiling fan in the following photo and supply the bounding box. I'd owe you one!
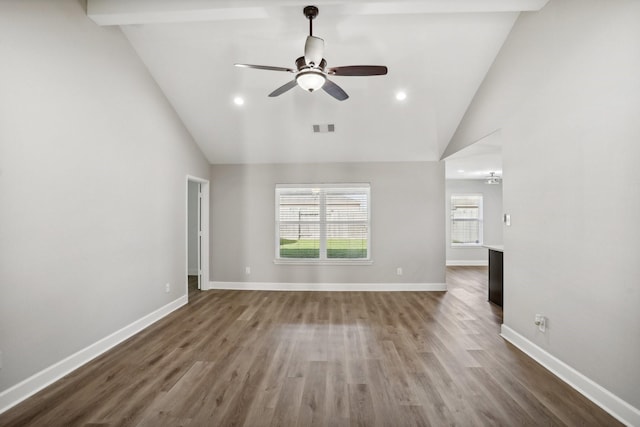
[485,172,501,185]
[234,5,388,101]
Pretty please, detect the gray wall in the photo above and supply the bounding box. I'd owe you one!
[0,1,210,393]
[445,179,503,264]
[446,0,640,410]
[210,162,445,284]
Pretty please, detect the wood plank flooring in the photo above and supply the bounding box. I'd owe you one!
[0,267,621,426]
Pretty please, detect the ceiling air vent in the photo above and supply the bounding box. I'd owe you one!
[313,124,335,133]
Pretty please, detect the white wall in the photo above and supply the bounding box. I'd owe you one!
[210,162,445,285]
[445,0,640,418]
[187,181,199,275]
[0,0,209,396]
[445,179,503,265]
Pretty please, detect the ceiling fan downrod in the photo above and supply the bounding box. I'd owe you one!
[304,5,318,36]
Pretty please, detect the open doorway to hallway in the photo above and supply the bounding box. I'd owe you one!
[186,176,210,301]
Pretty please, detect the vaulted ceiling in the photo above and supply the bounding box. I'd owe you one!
[87,0,548,165]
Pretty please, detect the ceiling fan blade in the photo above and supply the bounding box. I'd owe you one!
[327,65,388,76]
[322,79,349,101]
[304,36,324,66]
[234,63,295,73]
[268,80,298,97]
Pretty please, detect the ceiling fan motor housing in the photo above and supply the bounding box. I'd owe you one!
[296,56,326,71]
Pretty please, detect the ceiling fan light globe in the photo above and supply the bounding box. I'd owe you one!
[296,71,326,92]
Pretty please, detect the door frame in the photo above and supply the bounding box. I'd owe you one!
[186,175,210,297]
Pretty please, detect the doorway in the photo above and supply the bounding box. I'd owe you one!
[442,130,503,268]
[186,175,210,299]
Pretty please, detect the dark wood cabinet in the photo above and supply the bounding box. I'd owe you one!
[488,249,503,307]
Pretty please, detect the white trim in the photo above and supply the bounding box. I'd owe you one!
[0,296,187,415]
[275,183,371,189]
[446,260,488,266]
[500,325,640,427]
[274,259,374,266]
[209,281,447,292]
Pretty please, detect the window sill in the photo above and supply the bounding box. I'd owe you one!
[274,259,373,266]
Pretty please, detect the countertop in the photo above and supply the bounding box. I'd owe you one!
[484,244,504,252]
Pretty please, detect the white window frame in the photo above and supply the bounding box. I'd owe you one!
[275,183,372,265]
[450,193,484,247]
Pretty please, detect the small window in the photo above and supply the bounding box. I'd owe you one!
[451,194,483,247]
[275,184,370,262]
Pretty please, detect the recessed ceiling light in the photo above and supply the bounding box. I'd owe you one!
[457,169,465,173]
[395,91,407,101]
[233,96,244,106]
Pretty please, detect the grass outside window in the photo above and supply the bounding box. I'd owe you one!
[279,238,368,259]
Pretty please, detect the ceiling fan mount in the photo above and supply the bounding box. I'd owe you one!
[303,5,319,21]
[234,5,388,101]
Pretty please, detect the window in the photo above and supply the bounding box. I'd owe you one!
[275,184,370,262]
[450,194,483,246]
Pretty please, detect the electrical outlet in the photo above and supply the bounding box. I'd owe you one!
[165,283,171,293]
[534,314,546,332]
[245,266,251,275]
[396,267,403,276]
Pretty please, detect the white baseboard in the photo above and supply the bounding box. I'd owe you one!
[209,281,447,292]
[500,325,640,427]
[0,296,188,415]
[446,260,488,266]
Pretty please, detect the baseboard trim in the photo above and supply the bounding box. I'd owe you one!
[446,260,488,266]
[209,281,447,292]
[500,325,640,427]
[0,295,188,415]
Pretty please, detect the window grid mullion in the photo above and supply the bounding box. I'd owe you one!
[319,190,327,259]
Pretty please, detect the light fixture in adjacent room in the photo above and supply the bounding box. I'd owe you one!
[485,171,501,184]
[395,91,407,101]
[296,70,326,92]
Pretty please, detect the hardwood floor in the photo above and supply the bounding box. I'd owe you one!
[188,275,199,300]
[0,267,620,426]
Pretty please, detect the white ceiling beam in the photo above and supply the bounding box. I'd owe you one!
[87,0,550,26]
[87,0,270,26]
[345,0,550,15]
